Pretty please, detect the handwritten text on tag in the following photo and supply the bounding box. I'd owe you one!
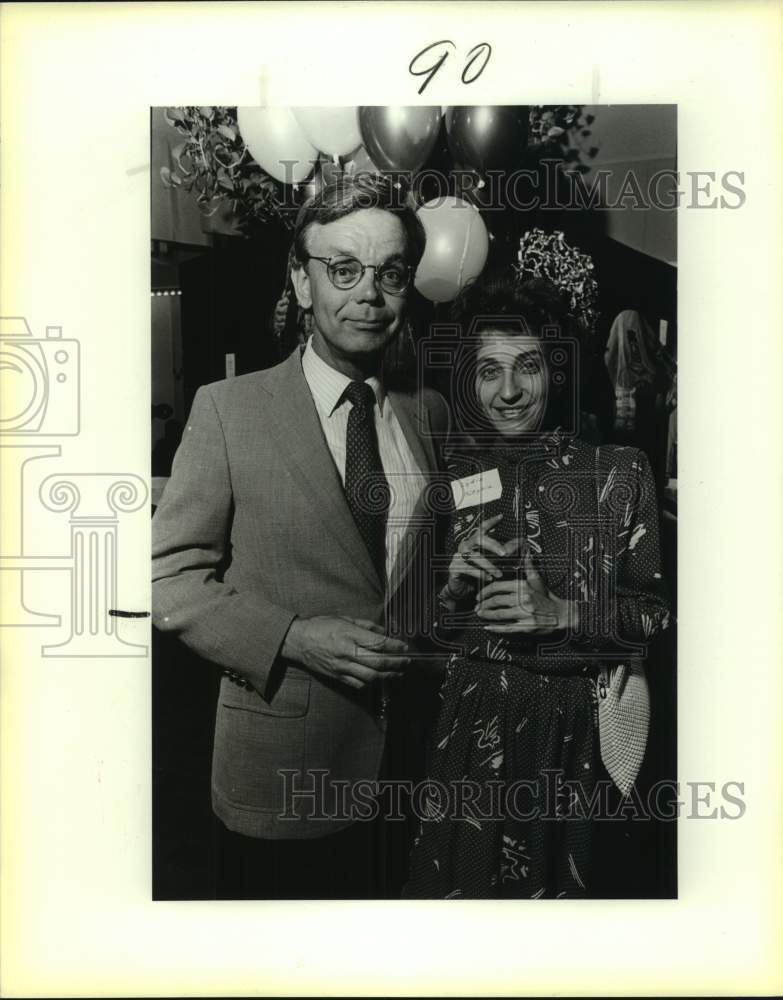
[451,468,502,510]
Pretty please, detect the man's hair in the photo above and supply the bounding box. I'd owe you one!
[292,172,427,268]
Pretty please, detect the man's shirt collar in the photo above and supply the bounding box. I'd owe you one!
[302,336,385,416]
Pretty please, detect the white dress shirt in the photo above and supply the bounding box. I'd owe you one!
[301,337,427,583]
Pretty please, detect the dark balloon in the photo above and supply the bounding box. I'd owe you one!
[445,105,530,176]
[359,106,442,173]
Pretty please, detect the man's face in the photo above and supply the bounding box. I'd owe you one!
[292,208,410,373]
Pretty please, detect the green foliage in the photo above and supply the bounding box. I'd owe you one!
[528,106,599,174]
[160,107,296,232]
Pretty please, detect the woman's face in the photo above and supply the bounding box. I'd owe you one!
[474,332,548,436]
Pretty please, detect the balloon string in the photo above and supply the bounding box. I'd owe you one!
[457,208,474,291]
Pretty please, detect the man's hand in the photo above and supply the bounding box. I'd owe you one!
[281,615,412,691]
[475,549,577,635]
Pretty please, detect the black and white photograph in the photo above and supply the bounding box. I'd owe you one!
[2,3,782,996]
[151,103,679,901]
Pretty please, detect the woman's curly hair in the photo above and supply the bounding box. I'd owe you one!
[451,270,571,338]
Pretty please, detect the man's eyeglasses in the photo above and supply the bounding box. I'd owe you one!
[304,255,413,296]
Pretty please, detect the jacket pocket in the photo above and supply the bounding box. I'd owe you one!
[212,672,311,812]
[220,671,311,718]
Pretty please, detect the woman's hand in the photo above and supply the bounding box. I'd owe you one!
[476,548,578,634]
[443,514,510,604]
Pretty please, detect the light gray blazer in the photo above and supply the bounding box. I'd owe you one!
[152,346,449,838]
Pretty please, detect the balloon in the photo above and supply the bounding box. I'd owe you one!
[237,106,318,184]
[414,196,490,303]
[292,107,362,159]
[445,105,530,175]
[359,106,441,173]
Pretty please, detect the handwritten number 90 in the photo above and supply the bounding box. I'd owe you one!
[409,40,492,96]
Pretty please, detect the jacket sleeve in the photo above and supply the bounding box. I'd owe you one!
[606,448,671,645]
[423,387,452,470]
[151,385,296,696]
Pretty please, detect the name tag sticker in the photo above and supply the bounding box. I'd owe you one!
[451,468,502,510]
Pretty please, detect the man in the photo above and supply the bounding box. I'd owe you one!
[152,173,449,898]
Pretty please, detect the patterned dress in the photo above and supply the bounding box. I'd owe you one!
[403,433,670,899]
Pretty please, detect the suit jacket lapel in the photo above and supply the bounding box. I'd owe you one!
[262,349,382,593]
[388,390,436,476]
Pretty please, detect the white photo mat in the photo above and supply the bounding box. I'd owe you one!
[1,2,781,996]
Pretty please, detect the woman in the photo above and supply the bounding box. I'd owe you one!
[403,274,670,899]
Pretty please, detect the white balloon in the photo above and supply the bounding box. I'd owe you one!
[292,107,362,159]
[237,107,318,184]
[415,196,490,303]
